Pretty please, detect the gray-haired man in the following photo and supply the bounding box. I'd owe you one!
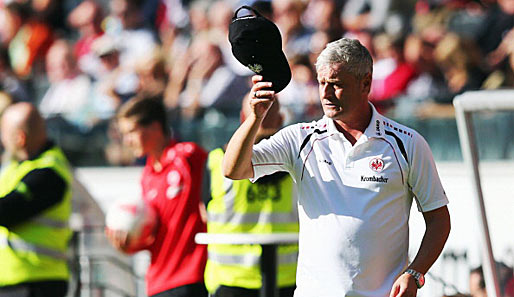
[223,38,451,297]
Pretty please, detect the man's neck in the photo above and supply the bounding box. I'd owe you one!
[23,139,50,161]
[333,103,372,146]
[150,137,171,171]
[14,151,29,162]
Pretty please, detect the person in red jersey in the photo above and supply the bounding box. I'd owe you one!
[106,96,208,297]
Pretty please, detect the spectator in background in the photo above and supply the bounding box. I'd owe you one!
[444,0,490,41]
[341,0,416,37]
[0,2,23,45]
[67,0,105,79]
[107,96,209,297]
[370,33,417,114]
[411,1,452,36]
[209,0,251,76]
[308,30,331,69]
[188,0,211,36]
[433,32,487,103]
[168,37,249,119]
[477,0,514,56]
[402,27,448,103]
[135,51,168,99]
[0,102,73,297]
[206,0,232,43]
[39,39,94,129]
[6,2,54,78]
[105,0,158,70]
[91,34,137,108]
[486,24,514,67]
[0,46,30,102]
[278,55,321,124]
[469,263,514,297]
[482,28,514,89]
[163,0,213,110]
[272,0,314,58]
[160,0,210,65]
[30,0,70,34]
[469,266,487,297]
[160,0,189,31]
[160,0,211,66]
[303,0,344,41]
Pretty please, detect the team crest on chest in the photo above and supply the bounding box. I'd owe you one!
[369,157,384,172]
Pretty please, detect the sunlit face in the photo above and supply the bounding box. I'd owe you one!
[317,63,370,120]
[45,43,73,83]
[117,117,154,158]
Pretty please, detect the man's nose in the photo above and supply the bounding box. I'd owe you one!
[320,83,334,98]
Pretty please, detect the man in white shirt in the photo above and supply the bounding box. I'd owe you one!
[222,37,450,297]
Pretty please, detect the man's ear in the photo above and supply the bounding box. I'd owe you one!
[361,73,372,95]
[15,130,27,148]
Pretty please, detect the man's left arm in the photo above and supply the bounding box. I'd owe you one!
[391,132,451,297]
[390,205,451,297]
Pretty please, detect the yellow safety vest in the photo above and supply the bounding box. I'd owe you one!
[205,148,299,292]
[0,146,72,286]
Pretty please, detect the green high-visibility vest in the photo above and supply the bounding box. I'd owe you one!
[205,148,299,292]
[0,146,72,286]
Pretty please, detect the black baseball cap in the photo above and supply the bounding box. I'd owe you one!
[229,6,291,93]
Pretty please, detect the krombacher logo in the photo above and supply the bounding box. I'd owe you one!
[361,175,389,183]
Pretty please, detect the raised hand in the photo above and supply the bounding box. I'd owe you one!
[249,75,276,119]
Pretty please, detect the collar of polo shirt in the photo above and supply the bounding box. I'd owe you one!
[325,103,386,141]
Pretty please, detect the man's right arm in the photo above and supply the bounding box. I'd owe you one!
[222,112,263,180]
[222,76,275,180]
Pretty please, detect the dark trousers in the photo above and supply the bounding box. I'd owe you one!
[213,285,296,297]
[0,280,67,297]
[151,282,208,297]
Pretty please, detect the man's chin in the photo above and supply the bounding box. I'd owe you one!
[323,110,342,119]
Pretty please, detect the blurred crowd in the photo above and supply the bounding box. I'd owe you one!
[0,0,513,165]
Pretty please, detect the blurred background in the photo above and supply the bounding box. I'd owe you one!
[0,0,513,166]
[0,0,513,296]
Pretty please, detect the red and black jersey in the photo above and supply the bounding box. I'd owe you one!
[141,140,208,296]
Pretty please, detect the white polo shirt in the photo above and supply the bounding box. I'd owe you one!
[251,104,448,297]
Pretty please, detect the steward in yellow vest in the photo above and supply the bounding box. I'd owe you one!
[0,103,72,297]
[204,98,299,297]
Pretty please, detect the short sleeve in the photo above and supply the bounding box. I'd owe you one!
[251,126,296,182]
[407,133,449,212]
